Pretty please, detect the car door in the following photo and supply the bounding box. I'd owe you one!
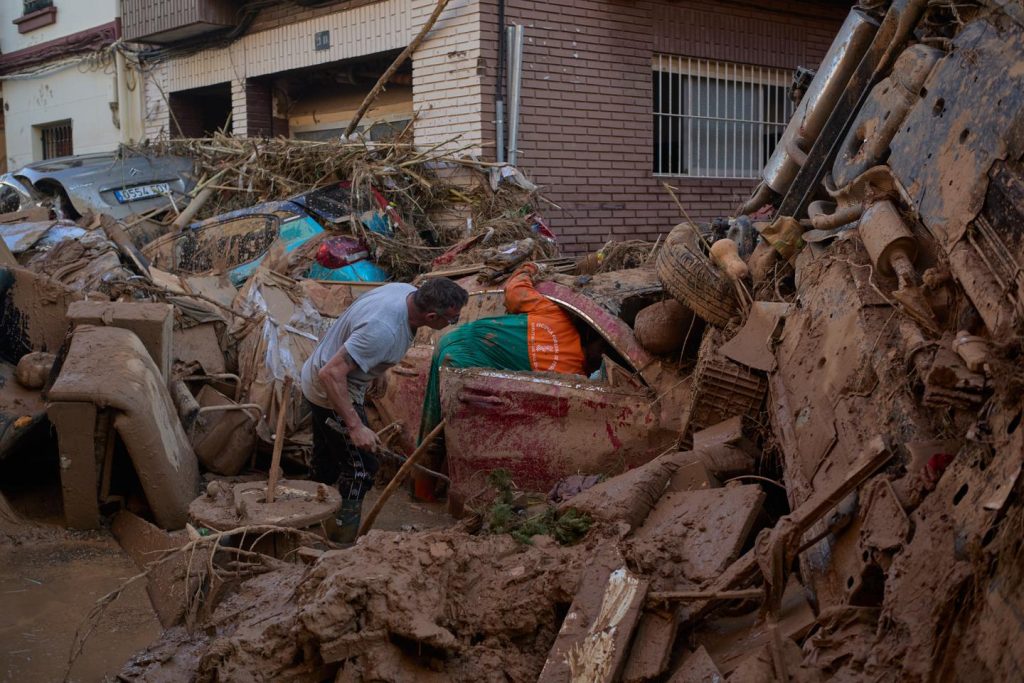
[374,289,509,450]
[437,282,678,494]
[440,366,669,495]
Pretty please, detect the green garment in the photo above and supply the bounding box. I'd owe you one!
[418,314,532,443]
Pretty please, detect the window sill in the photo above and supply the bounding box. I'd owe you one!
[13,6,57,34]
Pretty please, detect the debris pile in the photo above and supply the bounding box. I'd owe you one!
[137,132,553,279]
[3,1,1024,681]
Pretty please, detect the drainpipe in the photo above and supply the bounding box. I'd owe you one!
[114,48,143,144]
[507,24,524,165]
[496,0,506,163]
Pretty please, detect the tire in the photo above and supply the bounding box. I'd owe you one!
[656,224,738,327]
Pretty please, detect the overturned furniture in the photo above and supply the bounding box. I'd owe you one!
[47,324,200,529]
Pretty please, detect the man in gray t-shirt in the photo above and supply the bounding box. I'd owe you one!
[300,277,467,541]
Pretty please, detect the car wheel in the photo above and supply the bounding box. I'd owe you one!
[656,223,738,327]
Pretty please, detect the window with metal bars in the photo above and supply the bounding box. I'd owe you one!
[653,56,794,179]
[39,121,73,159]
[23,0,53,15]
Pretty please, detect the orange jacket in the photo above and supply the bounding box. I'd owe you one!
[504,264,584,374]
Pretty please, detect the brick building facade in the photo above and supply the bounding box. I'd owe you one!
[127,0,848,254]
[480,0,847,252]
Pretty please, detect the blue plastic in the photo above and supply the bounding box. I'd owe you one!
[306,259,390,282]
[228,215,324,286]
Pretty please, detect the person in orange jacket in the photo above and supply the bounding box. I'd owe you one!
[503,262,585,374]
[418,262,588,442]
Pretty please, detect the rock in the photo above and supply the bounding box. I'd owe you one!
[14,351,56,389]
[633,299,695,354]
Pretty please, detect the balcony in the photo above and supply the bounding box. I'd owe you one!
[122,0,240,44]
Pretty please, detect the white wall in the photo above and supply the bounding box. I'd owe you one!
[0,0,119,54]
[0,0,127,167]
[4,65,119,168]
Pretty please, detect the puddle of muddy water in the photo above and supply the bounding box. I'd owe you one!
[0,530,161,683]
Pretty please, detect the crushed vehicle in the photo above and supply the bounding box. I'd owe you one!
[373,268,693,497]
[142,181,393,286]
[0,151,194,221]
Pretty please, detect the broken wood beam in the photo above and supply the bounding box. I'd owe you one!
[648,588,764,603]
[539,553,649,683]
[356,419,446,537]
[678,436,894,627]
[265,376,293,504]
[344,0,451,137]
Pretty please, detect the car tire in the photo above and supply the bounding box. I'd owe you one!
[656,223,738,327]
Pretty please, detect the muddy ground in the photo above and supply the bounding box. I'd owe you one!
[0,484,449,682]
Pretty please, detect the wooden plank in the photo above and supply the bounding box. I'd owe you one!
[539,549,649,683]
[621,610,678,683]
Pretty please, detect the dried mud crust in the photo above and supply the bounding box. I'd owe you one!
[656,224,738,327]
[121,528,597,682]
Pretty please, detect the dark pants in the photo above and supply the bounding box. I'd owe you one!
[308,401,379,503]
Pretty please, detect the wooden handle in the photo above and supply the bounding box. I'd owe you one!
[266,376,293,504]
[356,419,446,537]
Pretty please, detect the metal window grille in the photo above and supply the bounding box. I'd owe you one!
[23,0,53,14]
[40,121,73,159]
[653,55,794,178]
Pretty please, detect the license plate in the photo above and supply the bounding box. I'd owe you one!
[113,182,171,203]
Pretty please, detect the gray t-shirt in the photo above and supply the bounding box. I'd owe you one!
[301,283,416,408]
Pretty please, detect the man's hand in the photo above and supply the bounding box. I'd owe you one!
[348,423,381,452]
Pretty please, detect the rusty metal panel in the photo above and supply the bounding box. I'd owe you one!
[889,18,1024,250]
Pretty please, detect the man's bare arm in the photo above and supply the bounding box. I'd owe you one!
[318,347,381,451]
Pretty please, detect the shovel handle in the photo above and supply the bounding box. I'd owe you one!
[356,419,446,538]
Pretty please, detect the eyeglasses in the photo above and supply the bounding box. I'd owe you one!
[432,310,460,326]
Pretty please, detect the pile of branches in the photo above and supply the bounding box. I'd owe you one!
[132,131,547,280]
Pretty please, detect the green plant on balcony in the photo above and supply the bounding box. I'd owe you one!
[23,0,54,15]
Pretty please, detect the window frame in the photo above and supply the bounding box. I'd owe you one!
[652,55,794,180]
[38,120,73,160]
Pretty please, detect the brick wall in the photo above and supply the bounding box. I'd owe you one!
[411,0,489,153]
[481,0,848,254]
[245,79,273,137]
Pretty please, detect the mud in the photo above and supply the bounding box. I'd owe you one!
[625,485,764,589]
[633,299,695,355]
[0,524,161,683]
[121,528,597,682]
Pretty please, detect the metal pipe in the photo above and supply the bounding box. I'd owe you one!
[736,181,774,216]
[496,0,506,163]
[197,403,264,424]
[761,9,879,195]
[810,201,863,230]
[508,24,524,165]
[496,99,506,164]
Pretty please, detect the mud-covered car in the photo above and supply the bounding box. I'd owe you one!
[141,182,394,286]
[373,269,690,497]
[0,151,194,220]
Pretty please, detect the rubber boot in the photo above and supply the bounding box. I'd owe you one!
[332,498,362,544]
